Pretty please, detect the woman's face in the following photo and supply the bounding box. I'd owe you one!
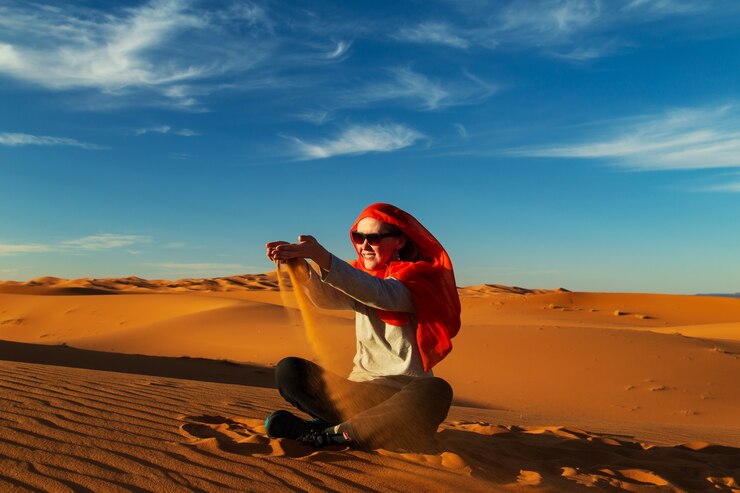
[354,217,406,271]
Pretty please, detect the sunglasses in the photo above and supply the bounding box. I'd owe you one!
[351,231,400,246]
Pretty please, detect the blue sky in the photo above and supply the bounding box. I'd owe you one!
[2,0,740,294]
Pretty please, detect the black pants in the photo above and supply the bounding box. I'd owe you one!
[275,357,453,451]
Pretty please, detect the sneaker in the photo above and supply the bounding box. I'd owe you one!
[306,417,332,429]
[296,428,333,448]
[264,410,325,440]
[299,424,354,449]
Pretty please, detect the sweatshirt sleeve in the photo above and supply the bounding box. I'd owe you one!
[300,263,357,310]
[320,254,415,313]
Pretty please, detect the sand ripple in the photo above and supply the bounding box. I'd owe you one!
[1,357,738,492]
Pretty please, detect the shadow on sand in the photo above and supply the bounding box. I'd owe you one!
[433,423,740,491]
[0,339,276,389]
[0,340,488,408]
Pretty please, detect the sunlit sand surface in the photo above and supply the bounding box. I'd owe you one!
[1,273,738,491]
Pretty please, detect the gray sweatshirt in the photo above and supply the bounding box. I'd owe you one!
[302,254,433,387]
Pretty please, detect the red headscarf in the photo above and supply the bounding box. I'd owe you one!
[350,203,461,371]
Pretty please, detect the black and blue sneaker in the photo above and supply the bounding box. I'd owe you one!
[295,428,334,448]
[264,411,326,440]
[265,411,352,448]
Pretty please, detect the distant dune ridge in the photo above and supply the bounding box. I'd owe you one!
[0,273,282,295]
[697,292,740,298]
[0,271,739,491]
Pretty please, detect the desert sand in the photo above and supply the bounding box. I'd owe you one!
[0,272,738,492]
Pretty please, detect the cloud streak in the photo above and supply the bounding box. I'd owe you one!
[345,67,495,111]
[0,0,273,107]
[60,234,153,251]
[0,132,102,149]
[396,22,470,49]
[624,0,704,15]
[496,0,602,45]
[0,1,204,90]
[437,0,725,59]
[700,175,740,193]
[370,67,449,110]
[289,123,424,159]
[0,244,53,255]
[0,234,152,255]
[133,125,198,136]
[509,105,740,171]
[326,41,352,59]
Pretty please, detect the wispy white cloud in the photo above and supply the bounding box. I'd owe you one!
[209,1,271,28]
[160,85,203,109]
[702,182,740,193]
[0,0,730,123]
[0,244,54,256]
[379,67,449,110]
[288,123,424,159]
[133,125,171,136]
[509,104,740,171]
[0,1,204,89]
[347,67,494,111]
[326,40,352,59]
[699,173,740,193]
[293,110,332,125]
[61,234,152,251]
[448,0,719,59]
[495,0,602,45]
[550,38,625,60]
[396,22,470,49]
[393,0,725,62]
[623,0,704,15]
[0,132,102,149]
[168,153,191,160]
[0,233,164,256]
[133,125,198,136]
[0,0,273,107]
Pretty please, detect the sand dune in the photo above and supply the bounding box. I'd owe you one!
[1,272,739,491]
[0,273,281,295]
[1,351,737,492]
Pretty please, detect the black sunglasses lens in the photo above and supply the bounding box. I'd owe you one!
[352,232,383,245]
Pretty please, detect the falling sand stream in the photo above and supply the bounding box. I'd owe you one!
[275,261,353,420]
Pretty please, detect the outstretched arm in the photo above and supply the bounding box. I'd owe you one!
[268,235,331,271]
[268,236,414,313]
[266,238,354,310]
[320,254,415,313]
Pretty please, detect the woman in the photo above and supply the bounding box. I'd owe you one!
[264,203,461,451]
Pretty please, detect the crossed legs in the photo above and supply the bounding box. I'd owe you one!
[274,357,453,450]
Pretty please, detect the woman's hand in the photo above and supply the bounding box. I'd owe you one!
[266,240,310,280]
[266,240,289,262]
[267,235,332,271]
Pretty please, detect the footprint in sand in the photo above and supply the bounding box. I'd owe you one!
[179,414,348,459]
[180,414,472,474]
